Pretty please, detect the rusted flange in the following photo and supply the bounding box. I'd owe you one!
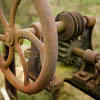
[68,12,85,37]
[55,11,85,40]
[56,11,90,66]
[55,11,75,40]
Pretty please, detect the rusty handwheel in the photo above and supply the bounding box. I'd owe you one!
[0,0,58,94]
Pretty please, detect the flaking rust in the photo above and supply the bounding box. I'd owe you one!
[0,0,58,97]
[0,0,99,99]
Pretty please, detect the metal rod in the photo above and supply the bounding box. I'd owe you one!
[9,0,21,27]
[22,16,95,37]
[0,7,9,31]
[72,48,86,58]
[30,21,65,34]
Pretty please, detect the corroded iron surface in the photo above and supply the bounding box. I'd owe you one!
[0,1,99,99]
[26,11,97,96]
[56,11,95,66]
[0,0,58,94]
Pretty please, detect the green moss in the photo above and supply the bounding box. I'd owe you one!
[56,62,78,79]
[18,90,52,100]
[0,44,4,53]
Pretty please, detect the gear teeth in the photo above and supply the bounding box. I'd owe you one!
[56,11,90,66]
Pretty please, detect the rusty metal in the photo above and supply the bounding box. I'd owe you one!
[0,7,9,31]
[25,11,94,83]
[24,12,96,67]
[24,11,99,100]
[29,12,95,41]
[0,4,17,98]
[56,11,75,40]
[64,48,100,99]
[72,48,97,63]
[23,11,99,100]
[0,0,58,94]
[26,11,96,93]
[25,11,96,77]
[55,11,95,65]
[0,2,98,99]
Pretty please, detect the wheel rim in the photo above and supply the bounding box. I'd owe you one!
[0,0,58,94]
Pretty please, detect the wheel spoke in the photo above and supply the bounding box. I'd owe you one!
[0,47,14,69]
[1,68,24,92]
[4,47,14,68]
[0,7,9,31]
[17,29,43,51]
[40,43,45,67]
[0,55,5,68]
[16,43,29,85]
[9,0,21,27]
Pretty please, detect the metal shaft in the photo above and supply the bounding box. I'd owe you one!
[72,48,98,63]
[72,48,86,58]
[26,16,96,38]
